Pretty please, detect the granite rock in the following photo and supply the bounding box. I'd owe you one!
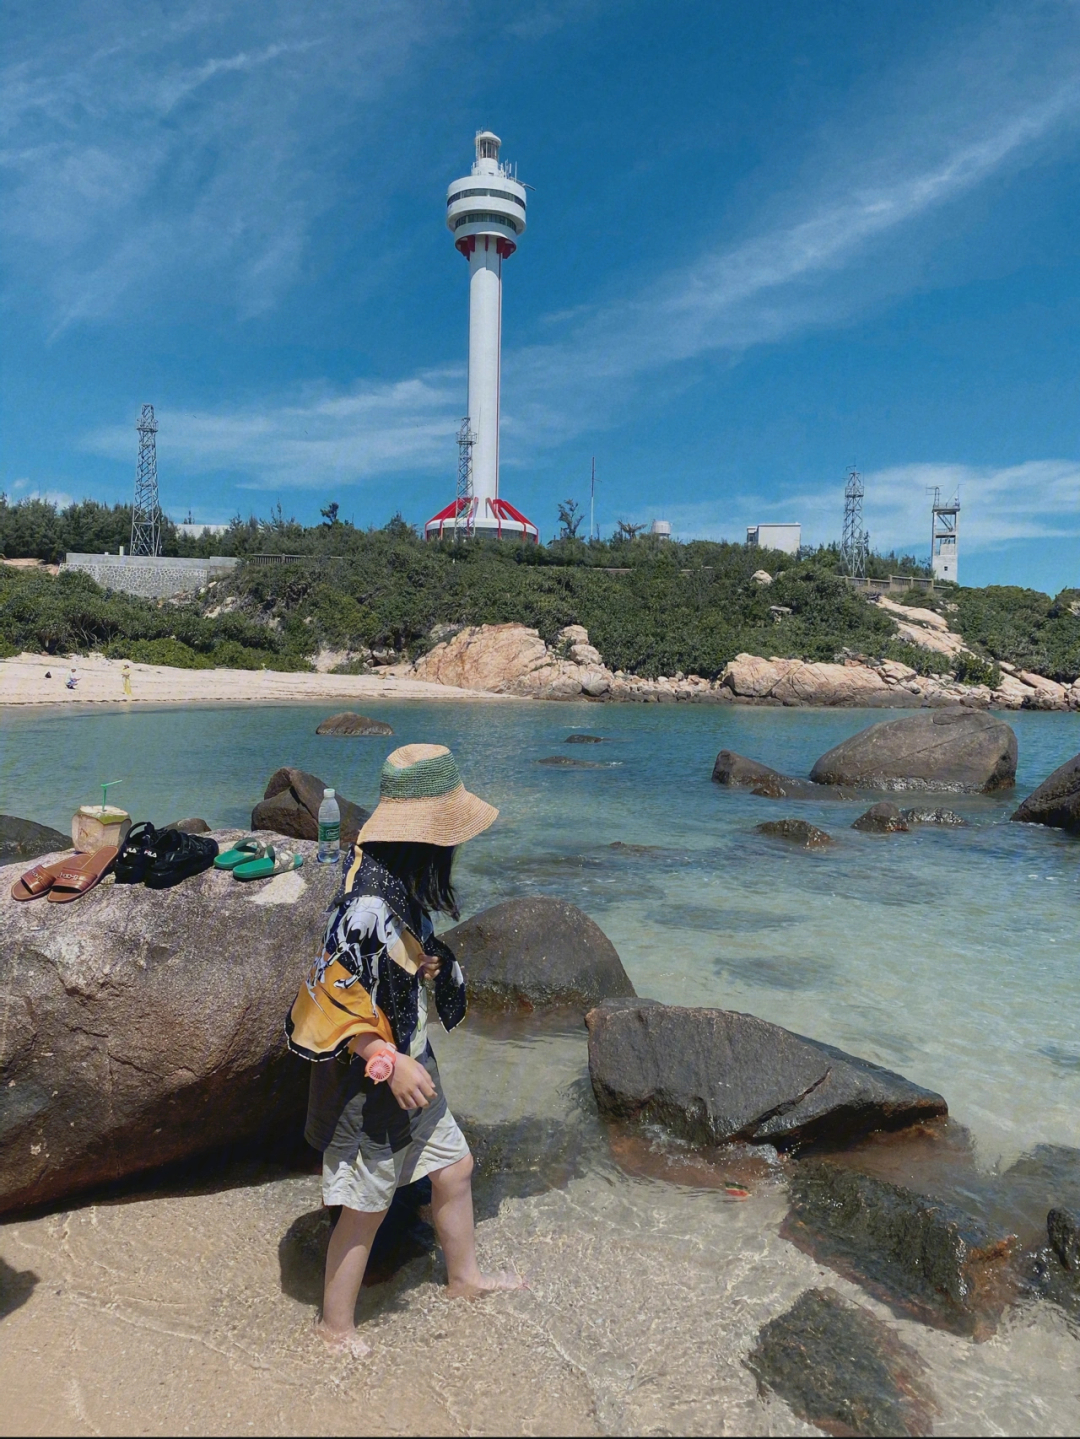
[810,710,1017,792]
[252,767,369,845]
[315,712,394,737]
[0,835,335,1214]
[1011,751,1080,833]
[442,897,635,1012]
[586,1001,946,1150]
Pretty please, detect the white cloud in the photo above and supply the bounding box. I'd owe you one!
[0,1,444,328]
[84,370,464,487]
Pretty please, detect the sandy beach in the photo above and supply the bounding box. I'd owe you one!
[0,652,512,707]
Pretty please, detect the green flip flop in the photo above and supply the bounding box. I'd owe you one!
[214,837,267,871]
[232,845,304,882]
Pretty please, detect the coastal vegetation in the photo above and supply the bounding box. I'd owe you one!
[2,496,1079,682]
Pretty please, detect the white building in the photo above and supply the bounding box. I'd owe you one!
[746,523,801,555]
[930,492,959,584]
[425,132,537,542]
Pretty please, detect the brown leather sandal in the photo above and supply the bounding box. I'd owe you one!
[11,853,80,902]
[47,846,119,903]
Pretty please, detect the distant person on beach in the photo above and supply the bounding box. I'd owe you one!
[121,662,132,698]
[285,743,523,1357]
[66,665,78,690]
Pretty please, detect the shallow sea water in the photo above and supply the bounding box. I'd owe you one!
[2,698,1079,1434]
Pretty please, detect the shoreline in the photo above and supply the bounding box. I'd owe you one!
[0,652,518,708]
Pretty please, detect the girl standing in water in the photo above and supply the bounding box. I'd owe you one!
[286,743,523,1356]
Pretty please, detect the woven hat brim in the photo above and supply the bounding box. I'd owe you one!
[356,783,498,846]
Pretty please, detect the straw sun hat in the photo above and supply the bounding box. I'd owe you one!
[356,743,498,847]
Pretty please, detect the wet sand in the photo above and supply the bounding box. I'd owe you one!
[0,653,511,707]
[3,1027,1078,1437]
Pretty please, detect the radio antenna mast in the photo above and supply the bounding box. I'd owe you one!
[840,465,868,578]
[130,404,161,557]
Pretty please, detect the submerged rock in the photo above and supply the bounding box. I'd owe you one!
[711,750,790,787]
[585,1001,946,1150]
[809,709,1017,792]
[252,767,369,844]
[1011,751,1080,833]
[785,1161,1016,1335]
[746,1287,935,1438]
[0,815,71,864]
[1048,1208,1080,1273]
[756,819,833,848]
[852,802,909,833]
[315,712,393,737]
[899,808,967,826]
[0,835,336,1214]
[536,756,611,769]
[565,733,607,743]
[442,897,636,1012]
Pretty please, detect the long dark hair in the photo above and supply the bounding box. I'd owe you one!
[363,842,459,919]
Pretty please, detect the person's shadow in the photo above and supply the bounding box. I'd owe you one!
[0,1257,38,1321]
[278,1178,436,1305]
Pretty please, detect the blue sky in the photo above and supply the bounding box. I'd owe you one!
[3,0,1080,591]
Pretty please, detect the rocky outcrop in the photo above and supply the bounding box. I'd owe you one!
[585,1001,946,1149]
[809,710,1017,792]
[852,802,909,833]
[565,733,607,743]
[0,815,71,864]
[746,1287,935,1438]
[719,654,898,707]
[1048,1208,1080,1274]
[252,767,369,844]
[0,835,335,1214]
[1011,751,1080,834]
[315,712,393,737]
[785,1162,1016,1336]
[405,618,1078,710]
[756,819,833,847]
[442,897,636,1012]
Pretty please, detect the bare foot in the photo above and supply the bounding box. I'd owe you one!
[313,1317,372,1358]
[446,1269,528,1300]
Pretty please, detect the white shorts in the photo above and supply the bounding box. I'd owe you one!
[321,1108,470,1213]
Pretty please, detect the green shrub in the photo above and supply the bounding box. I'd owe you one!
[882,640,951,676]
[952,651,1001,689]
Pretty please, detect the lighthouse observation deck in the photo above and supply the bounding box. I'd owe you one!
[447,130,526,255]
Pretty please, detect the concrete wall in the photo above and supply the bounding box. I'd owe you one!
[61,553,239,599]
[747,524,802,556]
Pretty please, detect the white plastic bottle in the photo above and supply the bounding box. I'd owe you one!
[317,788,341,864]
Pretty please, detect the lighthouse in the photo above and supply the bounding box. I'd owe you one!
[424,131,539,542]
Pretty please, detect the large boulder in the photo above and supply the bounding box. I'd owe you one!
[1011,751,1080,833]
[0,815,71,865]
[442,897,636,1012]
[0,835,335,1214]
[316,712,393,737]
[809,710,1017,792]
[252,767,369,844]
[585,1001,946,1149]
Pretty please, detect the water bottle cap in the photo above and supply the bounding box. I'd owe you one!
[324,788,335,798]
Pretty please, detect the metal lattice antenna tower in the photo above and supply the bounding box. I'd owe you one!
[130,404,161,557]
[454,415,476,540]
[840,465,868,578]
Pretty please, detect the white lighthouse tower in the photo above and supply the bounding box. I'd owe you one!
[425,131,538,542]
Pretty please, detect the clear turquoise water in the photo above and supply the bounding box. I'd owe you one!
[2,699,1078,1165]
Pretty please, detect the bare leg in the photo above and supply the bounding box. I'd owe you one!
[429,1153,526,1298]
[315,1204,387,1355]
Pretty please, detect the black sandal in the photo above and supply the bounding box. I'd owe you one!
[143,829,219,890]
[114,822,157,885]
